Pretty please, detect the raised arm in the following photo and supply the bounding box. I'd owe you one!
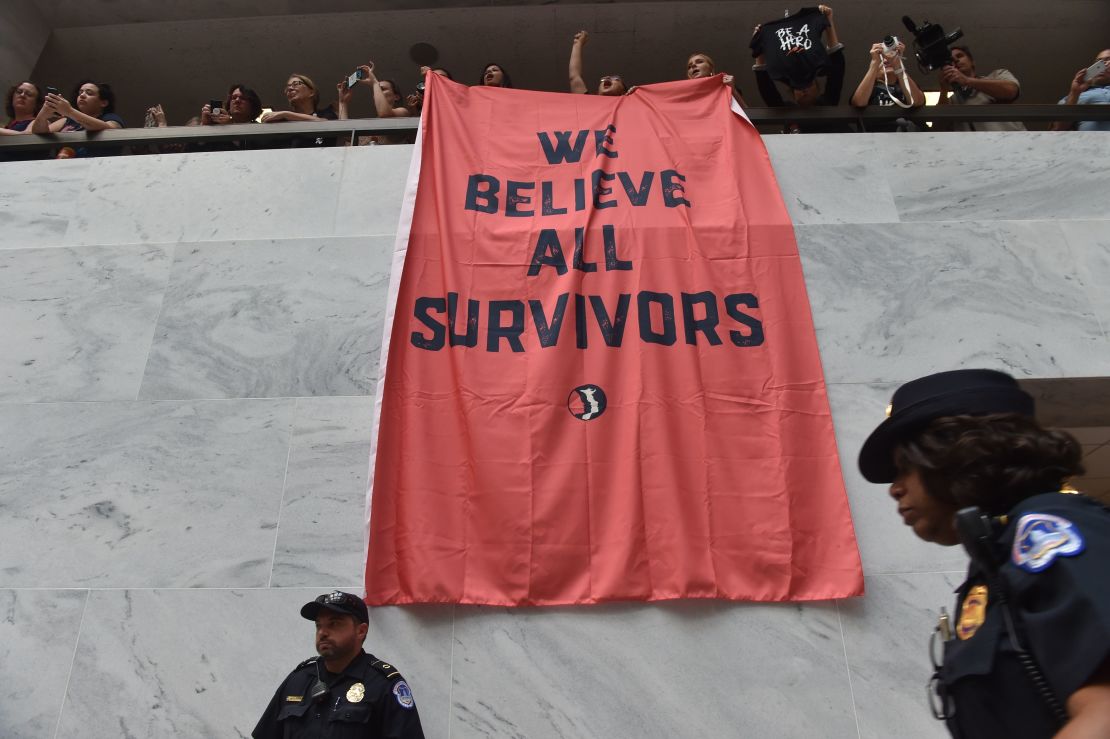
[850,44,885,107]
[820,5,840,50]
[569,30,589,94]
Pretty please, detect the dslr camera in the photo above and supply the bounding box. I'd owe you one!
[901,16,964,71]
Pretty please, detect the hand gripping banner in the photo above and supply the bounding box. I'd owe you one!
[365,72,863,606]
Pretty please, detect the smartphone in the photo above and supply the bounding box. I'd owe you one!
[346,68,366,89]
[1084,59,1108,82]
[45,86,59,96]
[209,98,223,114]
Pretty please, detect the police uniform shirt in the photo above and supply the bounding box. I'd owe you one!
[938,492,1110,738]
[253,650,425,739]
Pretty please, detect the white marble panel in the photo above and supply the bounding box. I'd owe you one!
[271,396,375,587]
[450,600,858,739]
[138,235,392,400]
[0,244,171,403]
[839,572,964,739]
[765,134,900,225]
[0,399,294,588]
[1059,220,1110,341]
[334,144,413,237]
[827,382,971,576]
[0,589,88,739]
[0,158,91,250]
[65,148,345,246]
[797,220,1110,385]
[56,589,453,739]
[880,131,1110,223]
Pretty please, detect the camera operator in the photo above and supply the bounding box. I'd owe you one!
[850,37,924,131]
[935,46,1025,132]
[1052,49,1110,132]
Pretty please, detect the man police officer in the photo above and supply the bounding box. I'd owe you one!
[253,591,426,738]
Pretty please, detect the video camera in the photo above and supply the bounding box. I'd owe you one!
[901,16,964,71]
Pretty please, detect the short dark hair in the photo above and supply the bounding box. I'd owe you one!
[73,80,116,114]
[480,63,513,88]
[894,414,1084,515]
[431,67,454,81]
[5,81,43,119]
[951,45,974,62]
[226,83,263,120]
[380,79,404,102]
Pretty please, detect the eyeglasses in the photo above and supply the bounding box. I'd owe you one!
[600,76,623,84]
[286,80,307,90]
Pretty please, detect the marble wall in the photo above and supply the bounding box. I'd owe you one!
[1,132,1107,738]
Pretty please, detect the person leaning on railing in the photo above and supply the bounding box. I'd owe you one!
[1,81,46,161]
[1052,48,1110,132]
[32,80,125,158]
[262,73,337,147]
[193,83,264,152]
[751,4,847,133]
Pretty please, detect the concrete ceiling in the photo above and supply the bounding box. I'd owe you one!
[25,1,1110,129]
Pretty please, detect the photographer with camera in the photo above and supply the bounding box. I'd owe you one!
[405,66,452,115]
[1052,49,1110,132]
[936,46,1025,132]
[850,36,924,131]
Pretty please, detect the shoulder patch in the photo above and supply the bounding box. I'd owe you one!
[393,680,415,710]
[1012,513,1085,573]
[296,656,320,670]
[370,658,401,680]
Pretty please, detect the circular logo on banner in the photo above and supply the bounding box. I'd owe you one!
[568,384,607,421]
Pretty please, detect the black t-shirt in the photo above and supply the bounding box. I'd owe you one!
[865,81,916,132]
[753,47,849,133]
[750,7,831,89]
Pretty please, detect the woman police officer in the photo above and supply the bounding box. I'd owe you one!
[857,369,1110,737]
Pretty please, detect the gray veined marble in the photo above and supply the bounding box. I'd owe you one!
[55,589,454,739]
[270,396,375,587]
[827,383,970,576]
[138,235,393,400]
[0,399,294,588]
[0,589,89,739]
[1059,220,1110,342]
[765,134,900,226]
[839,573,963,739]
[334,144,414,237]
[450,600,859,739]
[0,244,172,403]
[0,158,91,251]
[797,220,1110,385]
[65,148,345,247]
[879,131,1110,223]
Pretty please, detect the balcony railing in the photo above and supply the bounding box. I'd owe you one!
[1,105,1108,154]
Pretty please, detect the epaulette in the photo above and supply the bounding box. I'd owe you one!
[296,656,320,670]
[368,656,402,680]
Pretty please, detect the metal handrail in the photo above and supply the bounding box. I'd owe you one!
[1,105,1107,153]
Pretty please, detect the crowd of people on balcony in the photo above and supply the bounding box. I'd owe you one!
[2,6,1108,159]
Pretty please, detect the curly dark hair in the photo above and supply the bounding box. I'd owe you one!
[894,414,1084,514]
[72,80,116,114]
[6,81,43,119]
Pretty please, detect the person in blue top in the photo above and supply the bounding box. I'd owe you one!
[858,369,1110,738]
[1053,48,1110,132]
[32,79,125,157]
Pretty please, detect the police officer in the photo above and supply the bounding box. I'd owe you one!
[858,369,1110,738]
[253,591,425,738]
